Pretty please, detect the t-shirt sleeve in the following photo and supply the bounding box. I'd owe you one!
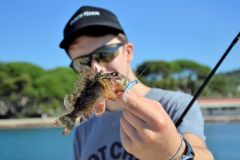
[160,91,206,140]
[179,102,205,140]
[171,92,206,140]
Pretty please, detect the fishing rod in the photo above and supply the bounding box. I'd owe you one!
[175,32,240,127]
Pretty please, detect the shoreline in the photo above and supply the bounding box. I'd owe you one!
[0,115,240,129]
[0,117,57,129]
[204,115,240,123]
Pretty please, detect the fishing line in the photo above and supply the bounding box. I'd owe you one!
[175,32,240,127]
[201,72,223,97]
[137,63,152,79]
[124,63,151,92]
[123,63,151,101]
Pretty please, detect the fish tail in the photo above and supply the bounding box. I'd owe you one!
[54,113,76,135]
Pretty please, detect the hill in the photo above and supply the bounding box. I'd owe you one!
[0,61,239,118]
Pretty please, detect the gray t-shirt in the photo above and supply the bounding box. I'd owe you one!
[73,88,205,160]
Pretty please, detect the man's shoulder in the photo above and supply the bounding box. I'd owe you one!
[147,88,199,118]
[147,88,193,104]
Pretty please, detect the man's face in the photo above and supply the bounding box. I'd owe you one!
[67,34,133,77]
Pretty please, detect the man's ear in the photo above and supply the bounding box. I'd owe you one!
[125,43,134,63]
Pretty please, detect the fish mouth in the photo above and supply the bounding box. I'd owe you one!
[110,79,126,93]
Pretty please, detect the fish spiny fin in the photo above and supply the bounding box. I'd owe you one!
[64,78,86,111]
[72,79,85,95]
[54,113,76,135]
[64,95,75,112]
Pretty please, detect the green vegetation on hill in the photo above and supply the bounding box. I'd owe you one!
[0,62,77,118]
[0,61,239,119]
[136,60,240,98]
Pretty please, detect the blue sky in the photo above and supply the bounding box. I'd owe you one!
[0,0,240,72]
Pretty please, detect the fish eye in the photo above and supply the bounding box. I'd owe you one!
[110,72,115,76]
[112,72,119,76]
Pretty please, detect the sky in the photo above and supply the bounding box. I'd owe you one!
[0,0,240,72]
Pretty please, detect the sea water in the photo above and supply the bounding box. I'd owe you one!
[205,123,240,160]
[0,123,239,160]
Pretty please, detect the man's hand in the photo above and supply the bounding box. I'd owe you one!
[120,91,213,160]
[120,91,182,160]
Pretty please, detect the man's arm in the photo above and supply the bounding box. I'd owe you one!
[120,91,213,160]
[183,134,214,160]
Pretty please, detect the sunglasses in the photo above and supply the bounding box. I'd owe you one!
[70,43,124,73]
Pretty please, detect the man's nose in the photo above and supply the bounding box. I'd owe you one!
[91,60,106,72]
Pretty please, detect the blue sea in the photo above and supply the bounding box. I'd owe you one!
[0,123,239,160]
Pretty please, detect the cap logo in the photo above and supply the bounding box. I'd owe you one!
[70,11,101,25]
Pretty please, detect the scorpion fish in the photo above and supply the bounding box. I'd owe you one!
[54,70,130,135]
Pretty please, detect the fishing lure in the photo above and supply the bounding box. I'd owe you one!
[54,70,130,135]
[122,79,139,102]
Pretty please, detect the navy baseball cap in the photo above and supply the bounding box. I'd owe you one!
[59,6,126,49]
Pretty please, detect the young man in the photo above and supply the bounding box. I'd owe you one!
[59,6,213,160]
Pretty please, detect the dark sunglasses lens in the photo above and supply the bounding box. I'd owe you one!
[70,43,123,72]
[94,44,122,62]
[71,57,91,72]
[98,51,119,62]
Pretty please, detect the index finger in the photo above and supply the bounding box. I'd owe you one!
[122,91,161,123]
